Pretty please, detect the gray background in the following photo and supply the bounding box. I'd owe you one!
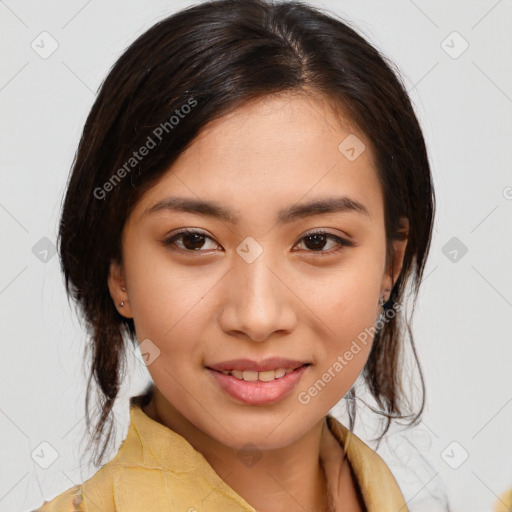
[1,1,511,511]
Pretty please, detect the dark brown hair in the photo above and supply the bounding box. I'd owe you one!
[58,0,435,466]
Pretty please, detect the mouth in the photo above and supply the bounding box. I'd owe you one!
[205,360,311,405]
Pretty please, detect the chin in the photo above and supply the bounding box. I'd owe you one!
[205,407,315,449]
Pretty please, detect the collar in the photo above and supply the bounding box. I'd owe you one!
[99,393,407,511]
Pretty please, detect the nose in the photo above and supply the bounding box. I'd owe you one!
[218,253,298,342]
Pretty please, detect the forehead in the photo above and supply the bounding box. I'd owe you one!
[133,92,384,226]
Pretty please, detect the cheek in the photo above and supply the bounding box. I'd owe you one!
[328,281,380,337]
[307,254,383,378]
[123,258,224,391]
[310,254,383,334]
[123,243,212,340]
[301,287,378,409]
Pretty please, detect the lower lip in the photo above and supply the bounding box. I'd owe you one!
[206,365,309,405]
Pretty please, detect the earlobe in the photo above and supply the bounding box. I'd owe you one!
[107,260,133,318]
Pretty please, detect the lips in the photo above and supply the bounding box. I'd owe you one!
[206,363,310,405]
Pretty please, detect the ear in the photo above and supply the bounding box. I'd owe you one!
[107,259,134,318]
[381,216,409,300]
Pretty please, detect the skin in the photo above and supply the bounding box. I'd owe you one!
[108,91,408,512]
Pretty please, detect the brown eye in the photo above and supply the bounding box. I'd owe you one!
[163,229,219,252]
[294,231,354,253]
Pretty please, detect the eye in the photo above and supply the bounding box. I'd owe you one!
[162,228,355,255]
[162,228,220,252]
[293,230,355,254]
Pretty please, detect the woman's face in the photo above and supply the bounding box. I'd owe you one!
[109,92,407,451]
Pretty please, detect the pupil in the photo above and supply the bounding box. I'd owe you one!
[306,234,326,250]
[184,233,204,250]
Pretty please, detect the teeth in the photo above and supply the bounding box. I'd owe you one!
[221,367,299,381]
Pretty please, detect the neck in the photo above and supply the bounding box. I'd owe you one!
[143,388,332,512]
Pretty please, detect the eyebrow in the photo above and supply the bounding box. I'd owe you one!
[143,195,370,223]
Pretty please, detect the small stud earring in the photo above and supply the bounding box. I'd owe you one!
[119,301,125,307]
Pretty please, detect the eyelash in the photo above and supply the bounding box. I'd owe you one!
[162,228,355,255]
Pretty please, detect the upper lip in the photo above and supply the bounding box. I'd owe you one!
[206,357,311,373]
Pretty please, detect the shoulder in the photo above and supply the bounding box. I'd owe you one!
[495,486,512,512]
[31,484,84,512]
[33,393,154,512]
[32,461,120,512]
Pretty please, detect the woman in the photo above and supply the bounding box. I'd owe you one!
[34,0,435,510]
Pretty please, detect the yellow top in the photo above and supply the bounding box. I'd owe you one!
[33,393,408,512]
[495,487,512,512]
